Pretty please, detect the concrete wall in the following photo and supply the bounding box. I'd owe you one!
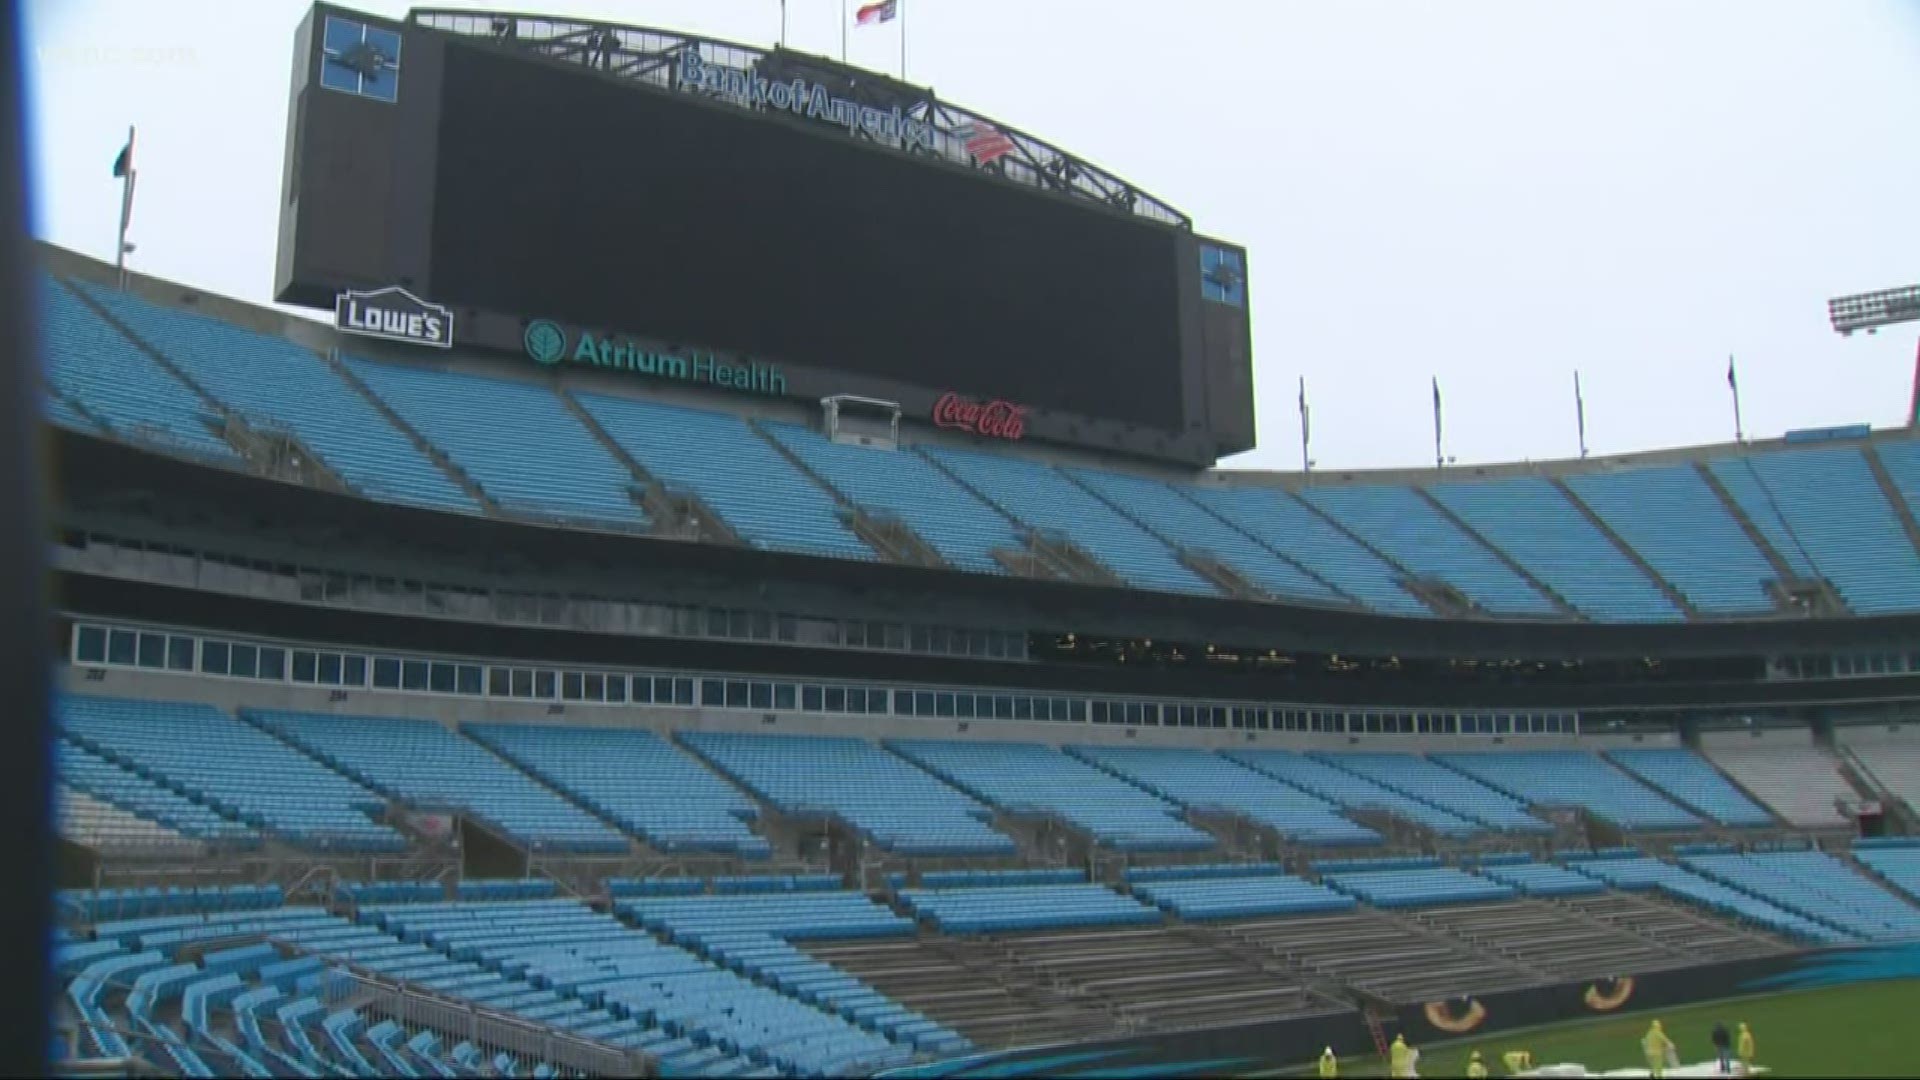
[1698,725,1816,750]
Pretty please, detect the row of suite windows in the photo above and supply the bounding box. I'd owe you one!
[1772,651,1920,681]
[64,531,1030,662]
[68,622,1581,736]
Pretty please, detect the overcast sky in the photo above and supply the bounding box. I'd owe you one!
[21,0,1920,471]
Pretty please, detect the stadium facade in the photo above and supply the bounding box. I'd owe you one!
[44,5,1920,1078]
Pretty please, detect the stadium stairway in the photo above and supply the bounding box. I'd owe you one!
[1067,744,1383,848]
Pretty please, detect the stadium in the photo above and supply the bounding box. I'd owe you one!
[33,4,1920,1078]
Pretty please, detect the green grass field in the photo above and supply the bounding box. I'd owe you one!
[1264,979,1916,1078]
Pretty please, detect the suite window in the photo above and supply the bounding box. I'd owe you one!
[457,665,484,696]
[773,684,795,710]
[258,648,286,681]
[74,626,107,664]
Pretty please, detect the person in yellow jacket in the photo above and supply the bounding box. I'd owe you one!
[1389,1033,1416,1079]
[1318,1046,1338,1078]
[1502,1048,1533,1074]
[1737,1022,1755,1069]
[1643,1019,1676,1079]
[1466,1049,1489,1079]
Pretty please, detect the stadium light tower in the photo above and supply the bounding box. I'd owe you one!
[1828,284,1920,426]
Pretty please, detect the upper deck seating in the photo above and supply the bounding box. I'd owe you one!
[761,421,1019,573]
[1300,484,1558,616]
[576,394,872,560]
[1426,476,1683,622]
[1708,448,1920,614]
[1564,465,1779,615]
[1185,486,1431,616]
[1066,468,1341,603]
[42,277,238,464]
[921,446,1217,595]
[345,359,646,528]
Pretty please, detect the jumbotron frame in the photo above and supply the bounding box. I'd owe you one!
[409,8,1191,229]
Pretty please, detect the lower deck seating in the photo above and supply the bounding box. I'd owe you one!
[1407,900,1702,980]
[1703,744,1859,828]
[1321,867,1515,909]
[898,885,1160,934]
[1129,876,1355,921]
[1556,891,1789,960]
[1474,860,1605,898]
[1222,910,1542,1003]
[1566,856,1849,945]
[1683,851,1920,941]
[1856,845,1920,905]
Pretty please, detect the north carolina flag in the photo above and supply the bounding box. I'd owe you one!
[855,0,897,26]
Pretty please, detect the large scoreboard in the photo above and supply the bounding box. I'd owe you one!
[276,5,1257,465]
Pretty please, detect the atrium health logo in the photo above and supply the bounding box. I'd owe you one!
[525,320,568,366]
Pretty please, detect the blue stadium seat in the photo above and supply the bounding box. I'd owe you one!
[1184,486,1432,616]
[1069,745,1380,846]
[1426,477,1683,622]
[1563,465,1778,615]
[468,724,772,859]
[1321,867,1515,909]
[1473,860,1605,897]
[1683,851,1920,941]
[1565,856,1846,945]
[889,739,1215,852]
[74,281,478,513]
[761,421,1020,573]
[1604,748,1774,827]
[41,276,239,464]
[898,884,1159,933]
[920,446,1217,595]
[1311,752,1550,834]
[1710,448,1920,614]
[1130,874,1354,921]
[57,739,258,847]
[575,394,871,559]
[1228,749,1483,838]
[1065,468,1341,603]
[1434,751,1700,831]
[60,695,404,852]
[1300,484,1558,615]
[247,710,629,853]
[679,731,1015,857]
[345,358,648,528]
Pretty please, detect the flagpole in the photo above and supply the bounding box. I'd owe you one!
[115,125,135,288]
[899,0,907,81]
[1298,376,1312,478]
[841,0,848,62]
[1432,377,1444,469]
[1575,370,1588,459]
[1728,354,1745,443]
[779,0,787,48]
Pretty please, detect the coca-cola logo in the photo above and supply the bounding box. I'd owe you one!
[933,392,1029,441]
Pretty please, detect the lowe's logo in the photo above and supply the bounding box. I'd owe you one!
[335,286,453,349]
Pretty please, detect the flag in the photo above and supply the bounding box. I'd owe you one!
[855,0,897,25]
[955,121,1017,164]
[1298,376,1310,445]
[112,139,132,179]
[1432,376,1443,461]
[1727,355,1738,391]
[1575,370,1588,456]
